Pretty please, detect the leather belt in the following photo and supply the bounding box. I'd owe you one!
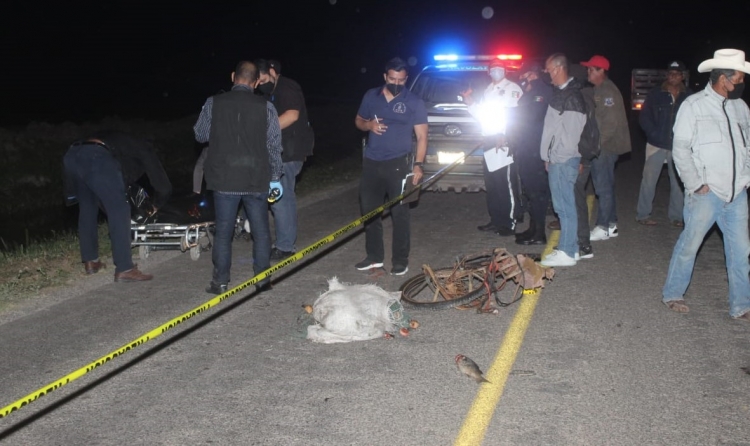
[71,138,110,151]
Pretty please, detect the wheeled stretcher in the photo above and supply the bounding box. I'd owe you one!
[129,186,215,261]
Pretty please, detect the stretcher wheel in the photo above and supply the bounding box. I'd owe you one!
[139,245,150,260]
[190,245,201,261]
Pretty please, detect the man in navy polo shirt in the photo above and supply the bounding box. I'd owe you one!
[354,57,428,276]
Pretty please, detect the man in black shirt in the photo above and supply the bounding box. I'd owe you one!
[255,59,314,261]
[63,130,172,281]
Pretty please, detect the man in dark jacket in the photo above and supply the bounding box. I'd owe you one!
[63,130,172,282]
[193,60,284,294]
[255,59,315,261]
[582,55,632,241]
[510,62,554,245]
[636,61,691,226]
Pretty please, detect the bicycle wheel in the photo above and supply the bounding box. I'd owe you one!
[398,266,490,310]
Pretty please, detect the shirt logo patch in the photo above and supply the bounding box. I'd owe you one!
[534,96,544,102]
[393,102,407,114]
[511,91,520,99]
[604,97,615,107]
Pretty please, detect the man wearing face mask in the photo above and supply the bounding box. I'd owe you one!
[662,49,750,321]
[463,59,524,236]
[508,62,553,245]
[254,59,315,262]
[354,57,428,276]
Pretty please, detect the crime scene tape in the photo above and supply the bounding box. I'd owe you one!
[0,144,482,419]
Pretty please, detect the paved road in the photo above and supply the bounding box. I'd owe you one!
[1,132,749,445]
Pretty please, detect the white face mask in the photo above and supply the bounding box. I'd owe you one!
[489,67,505,81]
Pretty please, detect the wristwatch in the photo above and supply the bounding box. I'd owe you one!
[413,161,424,169]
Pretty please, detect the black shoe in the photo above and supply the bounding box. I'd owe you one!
[206,282,228,295]
[391,265,409,276]
[477,222,498,232]
[516,234,547,245]
[255,282,273,293]
[514,227,535,243]
[355,259,384,270]
[579,245,594,259]
[495,226,515,236]
[270,247,294,261]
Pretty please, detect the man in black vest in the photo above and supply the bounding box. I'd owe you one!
[255,59,315,261]
[194,61,284,295]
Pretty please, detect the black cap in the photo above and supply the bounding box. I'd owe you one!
[667,60,687,71]
[520,61,543,75]
[268,59,282,74]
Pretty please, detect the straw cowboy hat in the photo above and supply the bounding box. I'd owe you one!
[697,49,750,74]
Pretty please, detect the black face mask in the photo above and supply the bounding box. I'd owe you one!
[258,82,275,95]
[727,81,745,100]
[386,83,404,96]
[541,72,553,85]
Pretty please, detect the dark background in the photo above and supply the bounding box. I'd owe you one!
[4,0,750,126]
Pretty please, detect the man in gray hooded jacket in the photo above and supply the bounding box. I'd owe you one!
[662,49,750,320]
[539,53,587,267]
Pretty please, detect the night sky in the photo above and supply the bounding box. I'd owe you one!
[4,0,750,126]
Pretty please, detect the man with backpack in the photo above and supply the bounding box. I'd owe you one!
[581,55,632,241]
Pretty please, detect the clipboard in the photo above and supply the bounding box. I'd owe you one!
[401,173,420,204]
[483,146,514,172]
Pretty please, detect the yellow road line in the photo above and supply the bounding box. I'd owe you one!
[454,291,540,445]
[454,194,596,444]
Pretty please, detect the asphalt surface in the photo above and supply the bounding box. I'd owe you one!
[1,127,750,445]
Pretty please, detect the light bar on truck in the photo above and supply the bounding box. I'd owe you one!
[433,54,523,62]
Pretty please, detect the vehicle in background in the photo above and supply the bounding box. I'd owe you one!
[631,68,690,111]
[407,54,524,192]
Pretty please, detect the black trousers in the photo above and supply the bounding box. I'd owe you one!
[575,162,592,247]
[516,155,549,227]
[483,160,518,230]
[359,156,411,266]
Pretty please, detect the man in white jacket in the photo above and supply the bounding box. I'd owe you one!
[662,49,750,320]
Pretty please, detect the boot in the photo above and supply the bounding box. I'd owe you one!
[517,219,547,246]
[515,219,536,244]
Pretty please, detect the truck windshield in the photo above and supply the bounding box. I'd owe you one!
[411,71,491,106]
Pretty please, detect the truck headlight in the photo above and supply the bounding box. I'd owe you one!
[437,151,465,165]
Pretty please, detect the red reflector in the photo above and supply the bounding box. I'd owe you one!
[497,54,523,61]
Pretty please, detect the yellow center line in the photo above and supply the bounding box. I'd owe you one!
[454,194,595,445]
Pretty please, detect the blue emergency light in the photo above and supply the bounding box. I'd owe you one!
[433,54,523,62]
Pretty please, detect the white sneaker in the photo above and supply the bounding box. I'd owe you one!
[608,224,618,238]
[590,226,610,241]
[541,249,577,267]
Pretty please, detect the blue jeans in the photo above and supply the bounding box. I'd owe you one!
[548,157,580,258]
[212,191,271,286]
[636,144,684,222]
[63,144,134,273]
[662,190,750,317]
[591,153,619,228]
[270,160,303,252]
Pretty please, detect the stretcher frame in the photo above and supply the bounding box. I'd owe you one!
[130,221,214,261]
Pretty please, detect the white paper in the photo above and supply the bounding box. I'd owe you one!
[483,147,514,172]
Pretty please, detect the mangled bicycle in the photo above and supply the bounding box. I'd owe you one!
[398,248,554,312]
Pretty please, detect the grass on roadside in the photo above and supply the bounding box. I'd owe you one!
[0,152,362,310]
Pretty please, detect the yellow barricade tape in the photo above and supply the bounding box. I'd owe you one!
[0,148,479,419]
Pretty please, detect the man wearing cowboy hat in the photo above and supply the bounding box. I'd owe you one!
[662,49,750,321]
